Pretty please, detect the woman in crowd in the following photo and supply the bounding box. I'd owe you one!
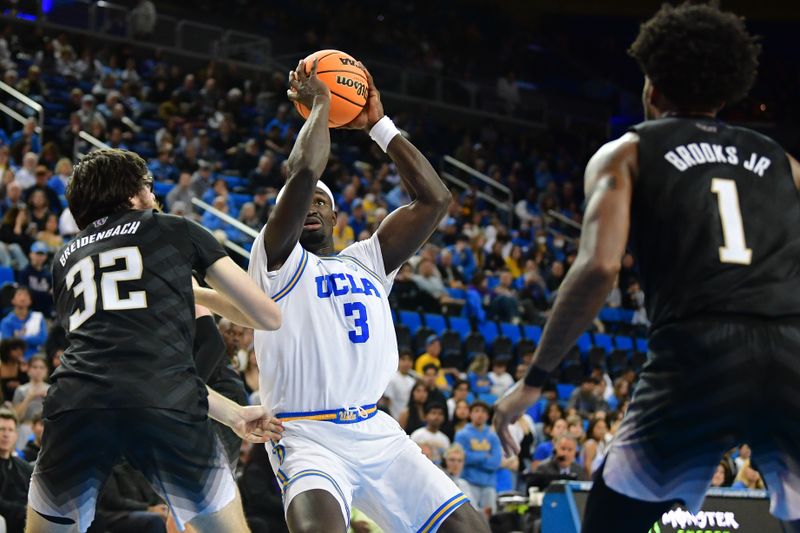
[36,212,64,252]
[580,416,613,477]
[27,188,53,232]
[0,205,35,268]
[240,349,259,397]
[399,381,428,434]
[467,354,493,396]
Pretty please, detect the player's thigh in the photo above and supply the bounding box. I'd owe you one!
[124,408,238,531]
[603,322,747,509]
[187,489,250,533]
[27,410,121,532]
[355,436,469,533]
[24,507,75,533]
[286,489,347,533]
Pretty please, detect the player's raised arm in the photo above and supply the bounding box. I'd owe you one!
[263,59,331,271]
[787,153,800,191]
[345,65,451,273]
[493,133,636,456]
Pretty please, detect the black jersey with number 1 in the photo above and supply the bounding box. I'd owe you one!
[46,209,227,417]
[629,117,800,331]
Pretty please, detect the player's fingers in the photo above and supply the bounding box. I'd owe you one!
[356,61,374,84]
[296,60,308,80]
[287,89,299,102]
[243,431,270,444]
[309,58,319,78]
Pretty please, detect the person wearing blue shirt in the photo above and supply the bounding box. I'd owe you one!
[467,354,493,396]
[0,287,47,359]
[532,418,568,469]
[201,196,241,243]
[447,235,477,281]
[455,401,502,514]
[15,241,53,317]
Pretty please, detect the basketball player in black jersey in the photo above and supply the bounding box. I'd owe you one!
[26,150,283,533]
[494,4,800,532]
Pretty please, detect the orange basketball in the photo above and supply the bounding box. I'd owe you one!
[293,49,368,128]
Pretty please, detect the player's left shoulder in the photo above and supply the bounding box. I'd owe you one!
[584,132,639,192]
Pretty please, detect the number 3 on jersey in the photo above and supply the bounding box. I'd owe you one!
[344,302,370,343]
[65,246,147,331]
[711,178,752,265]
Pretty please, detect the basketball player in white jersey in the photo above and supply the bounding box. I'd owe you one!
[246,60,489,532]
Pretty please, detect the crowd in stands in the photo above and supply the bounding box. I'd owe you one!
[0,16,773,533]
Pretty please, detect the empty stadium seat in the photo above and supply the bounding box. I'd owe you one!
[395,324,412,352]
[499,322,521,345]
[636,338,648,353]
[440,330,463,358]
[463,332,486,356]
[576,332,593,354]
[0,266,14,286]
[414,326,436,354]
[424,313,448,336]
[615,336,635,352]
[516,338,536,357]
[593,333,614,353]
[477,321,499,347]
[491,336,514,358]
[523,324,542,344]
[448,316,471,340]
[398,310,422,334]
[478,392,498,405]
[441,351,466,372]
[561,362,584,385]
[556,384,576,402]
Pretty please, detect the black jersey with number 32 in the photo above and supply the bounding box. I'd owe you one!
[629,117,800,330]
[47,209,227,416]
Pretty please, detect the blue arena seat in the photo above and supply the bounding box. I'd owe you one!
[478,392,498,405]
[153,181,172,197]
[477,321,499,347]
[593,333,614,353]
[448,316,471,340]
[523,324,543,345]
[576,332,593,355]
[499,322,521,345]
[0,266,13,286]
[599,307,621,323]
[556,384,576,402]
[424,313,448,336]
[230,193,252,209]
[636,338,649,353]
[615,336,635,352]
[398,310,422,334]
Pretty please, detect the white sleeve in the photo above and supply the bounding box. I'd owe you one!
[247,227,307,298]
[339,233,398,295]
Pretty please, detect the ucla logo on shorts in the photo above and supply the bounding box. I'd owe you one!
[338,410,358,422]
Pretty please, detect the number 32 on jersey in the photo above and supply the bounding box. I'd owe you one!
[65,246,147,331]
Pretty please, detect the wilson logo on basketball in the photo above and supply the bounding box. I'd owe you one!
[339,57,358,67]
[336,76,367,97]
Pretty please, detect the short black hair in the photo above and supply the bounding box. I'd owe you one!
[422,363,438,374]
[424,402,446,415]
[68,149,150,230]
[629,2,760,110]
[0,338,26,363]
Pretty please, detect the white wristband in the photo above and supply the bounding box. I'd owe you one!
[369,116,400,153]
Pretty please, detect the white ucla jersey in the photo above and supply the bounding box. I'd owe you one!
[248,229,399,414]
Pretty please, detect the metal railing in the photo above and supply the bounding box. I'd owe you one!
[441,155,514,227]
[73,130,110,159]
[0,80,44,137]
[191,198,257,260]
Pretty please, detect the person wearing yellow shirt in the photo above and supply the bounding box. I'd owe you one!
[332,211,355,252]
[415,335,459,390]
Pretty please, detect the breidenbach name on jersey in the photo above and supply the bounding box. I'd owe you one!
[58,220,142,267]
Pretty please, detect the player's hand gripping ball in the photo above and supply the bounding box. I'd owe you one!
[292,49,368,128]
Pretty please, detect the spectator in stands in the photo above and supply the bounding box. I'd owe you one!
[467,354,493,396]
[710,464,727,488]
[12,353,48,435]
[0,205,31,270]
[21,412,43,462]
[389,263,439,311]
[484,242,505,273]
[238,202,261,233]
[248,152,280,190]
[735,443,752,473]
[732,460,765,490]
[446,399,471,441]
[533,435,588,482]
[413,258,450,305]
[0,338,26,402]
[384,349,417,420]
[399,381,428,434]
[10,119,40,155]
[437,249,464,288]
[410,403,451,464]
[96,462,169,532]
[77,94,105,130]
[14,152,38,190]
[580,417,612,477]
[238,443,288,533]
[232,138,261,177]
[332,211,354,252]
[47,158,72,198]
[447,234,477,281]
[568,376,606,418]
[165,171,195,211]
[489,357,514,397]
[1,287,47,359]
[531,418,568,470]
[240,349,259,398]
[605,377,630,412]
[0,409,33,533]
[414,335,452,391]
[190,159,214,199]
[26,186,54,231]
[148,148,179,183]
[488,269,521,322]
[456,401,502,516]
[201,196,240,243]
[443,444,474,500]
[17,65,47,102]
[504,245,524,278]
[349,199,368,237]
[16,241,53,316]
[447,379,470,419]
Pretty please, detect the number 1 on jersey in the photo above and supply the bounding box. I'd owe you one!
[711,178,752,265]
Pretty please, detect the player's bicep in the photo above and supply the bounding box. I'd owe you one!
[579,136,636,269]
[183,218,227,278]
[786,152,800,191]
